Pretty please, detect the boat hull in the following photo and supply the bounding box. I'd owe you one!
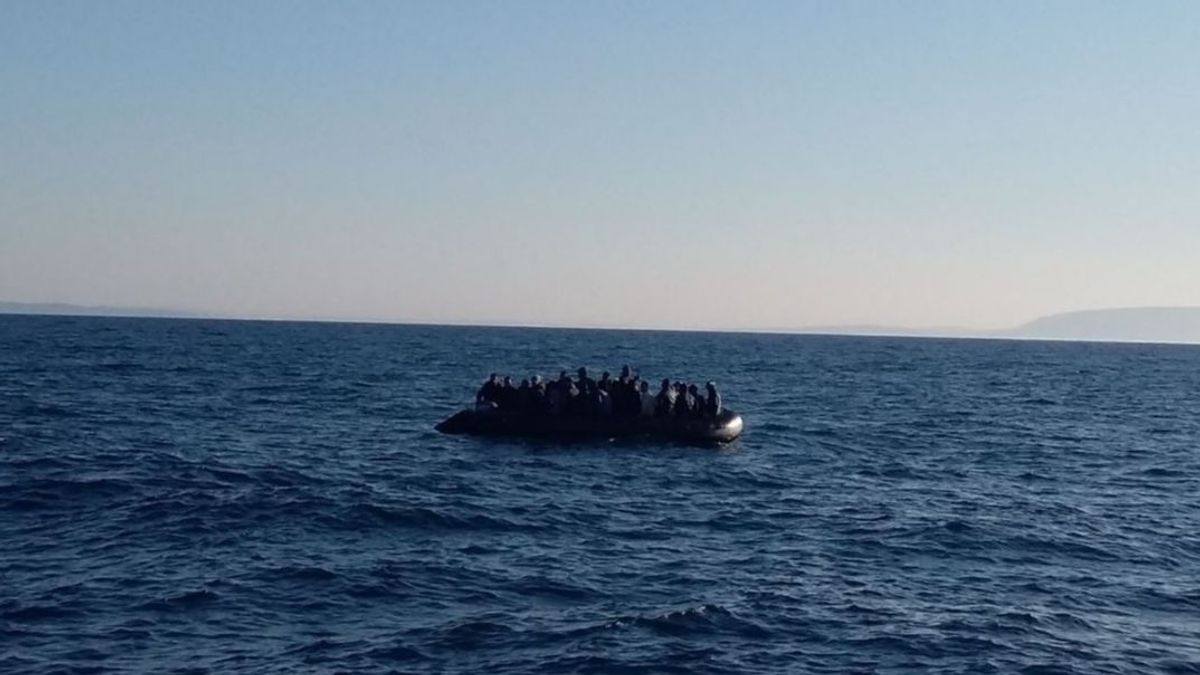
[435,408,744,444]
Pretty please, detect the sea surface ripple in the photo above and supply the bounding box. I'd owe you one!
[3,316,1200,674]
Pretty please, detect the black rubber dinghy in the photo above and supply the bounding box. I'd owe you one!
[436,408,744,444]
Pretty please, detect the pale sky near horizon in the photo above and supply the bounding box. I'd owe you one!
[2,1,1198,330]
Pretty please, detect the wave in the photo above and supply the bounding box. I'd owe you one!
[0,477,137,512]
[347,503,542,532]
[1,604,80,622]
[365,643,427,661]
[267,565,340,582]
[432,618,518,650]
[607,604,772,639]
[136,589,220,612]
[507,574,598,601]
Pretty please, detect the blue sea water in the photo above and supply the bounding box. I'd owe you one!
[3,314,1200,674]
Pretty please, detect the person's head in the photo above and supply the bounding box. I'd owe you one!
[601,371,610,380]
[688,384,699,394]
[620,365,631,378]
[489,373,498,382]
[577,367,587,378]
[559,369,569,380]
[531,374,542,384]
[520,379,530,388]
[639,381,649,393]
[660,378,671,390]
[503,376,512,386]
[706,381,716,391]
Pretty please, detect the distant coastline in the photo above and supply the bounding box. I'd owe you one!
[0,301,205,320]
[4,301,1200,345]
[1002,307,1200,344]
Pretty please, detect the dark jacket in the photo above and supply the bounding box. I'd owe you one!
[704,386,721,418]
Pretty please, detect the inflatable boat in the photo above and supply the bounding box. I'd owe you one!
[435,408,744,444]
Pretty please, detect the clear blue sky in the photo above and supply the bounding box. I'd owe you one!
[2,1,1198,329]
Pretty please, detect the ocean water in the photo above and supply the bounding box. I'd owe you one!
[3,315,1200,675]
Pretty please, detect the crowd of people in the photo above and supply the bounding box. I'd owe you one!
[475,366,722,420]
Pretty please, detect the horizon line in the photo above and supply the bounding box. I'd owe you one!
[4,303,1200,347]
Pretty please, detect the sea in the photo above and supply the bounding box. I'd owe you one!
[3,314,1200,674]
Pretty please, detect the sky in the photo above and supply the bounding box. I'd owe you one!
[2,1,1198,330]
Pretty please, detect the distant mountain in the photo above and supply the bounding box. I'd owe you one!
[0,301,203,319]
[1006,307,1200,344]
[789,308,1200,344]
[785,324,978,338]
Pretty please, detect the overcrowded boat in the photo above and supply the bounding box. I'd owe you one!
[435,366,744,443]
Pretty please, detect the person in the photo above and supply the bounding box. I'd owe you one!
[704,381,722,418]
[613,366,632,417]
[557,370,580,415]
[673,382,692,417]
[499,376,517,409]
[528,375,547,415]
[596,386,613,417]
[654,378,676,417]
[516,378,531,413]
[639,380,655,417]
[687,384,703,417]
[476,373,501,409]
[546,374,566,415]
[598,371,612,394]
[575,367,594,395]
[622,376,642,418]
